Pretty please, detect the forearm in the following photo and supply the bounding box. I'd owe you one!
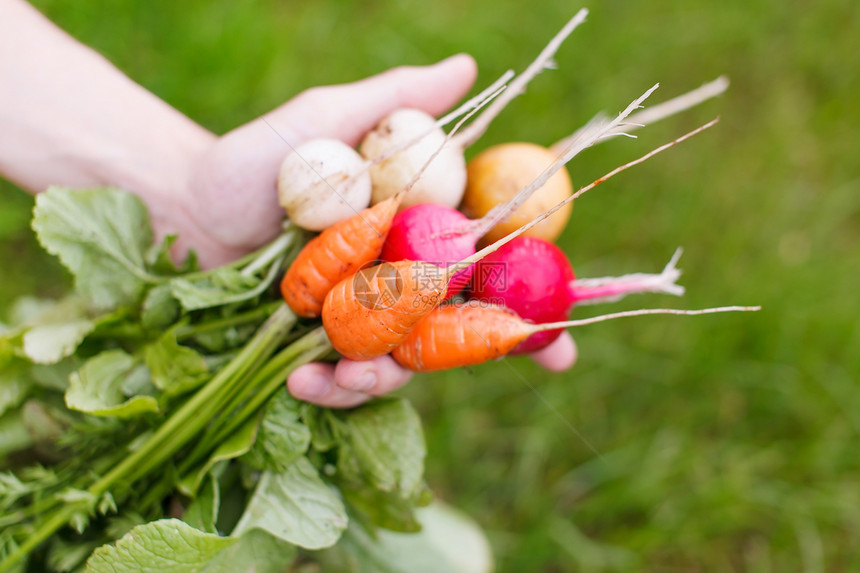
[0,0,214,230]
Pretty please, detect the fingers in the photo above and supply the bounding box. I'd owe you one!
[288,335,573,408]
[334,355,414,396]
[272,53,478,146]
[287,362,371,409]
[529,332,578,372]
[287,355,414,408]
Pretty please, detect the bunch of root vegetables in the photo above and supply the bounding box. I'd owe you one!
[277,8,756,373]
[0,10,759,572]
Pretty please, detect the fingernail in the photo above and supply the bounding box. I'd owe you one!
[350,371,377,392]
[303,374,331,399]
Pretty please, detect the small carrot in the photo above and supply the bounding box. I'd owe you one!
[322,259,449,360]
[392,303,761,372]
[281,195,399,317]
[321,120,719,361]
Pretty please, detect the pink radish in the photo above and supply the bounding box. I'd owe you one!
[470,237,684,352]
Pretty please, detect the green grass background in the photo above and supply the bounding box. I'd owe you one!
[2,0,858,570]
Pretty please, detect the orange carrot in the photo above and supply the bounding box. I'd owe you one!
[392,303,761,372]
[281,195,399,317]
[321,259,449,360]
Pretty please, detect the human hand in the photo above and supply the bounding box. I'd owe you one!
[171,54,479,268]
[160,54,578,407]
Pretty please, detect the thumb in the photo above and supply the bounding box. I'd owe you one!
[265,53,478,146]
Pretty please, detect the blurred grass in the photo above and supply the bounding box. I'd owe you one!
[2,0,858,570]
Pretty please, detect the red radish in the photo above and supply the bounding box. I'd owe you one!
[380,204,476,296]
[470,237,684,352]
[361,10,589,209]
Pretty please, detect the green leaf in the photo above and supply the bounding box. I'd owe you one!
[0,410,32,458]
[184,474,220,534]
[140,284,181,331]
[32,187,158,310]
[85,519,237,573]
[21,319,95,364]
[341,484,421,533]
[303,406,345,453]
[47,537,102,573]
[0,536,26,573]
[146,234,198,275]
[87,519,297,573]
[233,457,348,549]
[209,529,296,573]
[144,331,209,396]
[315,502,493,573]
[8,295,89,327]
[0,465,60,513]
[339,399,425,496]
[0,366,29,417]
[21,400,74,448]
[65,350,159,418]
[1,295,93,364]
[169,268,263,312]
[243,389,311,473]
[30,358,81,392]
[179,415,259,497]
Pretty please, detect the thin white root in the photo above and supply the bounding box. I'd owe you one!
[467,84,660,241]
[435,70,516,128]
[571,247,685,305]
[451,8,589,149]
[447,117,718,279]
[622,76,729,132]
[532,305,762,332]
[551,76,729,154]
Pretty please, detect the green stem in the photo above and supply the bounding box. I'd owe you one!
[179,226,299,282]
[0,304,297,573]
[175,301,283,340]
[0,505,78,573]
[240,231,294,276]
[179,328,330,474]
[108,305,296,487]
